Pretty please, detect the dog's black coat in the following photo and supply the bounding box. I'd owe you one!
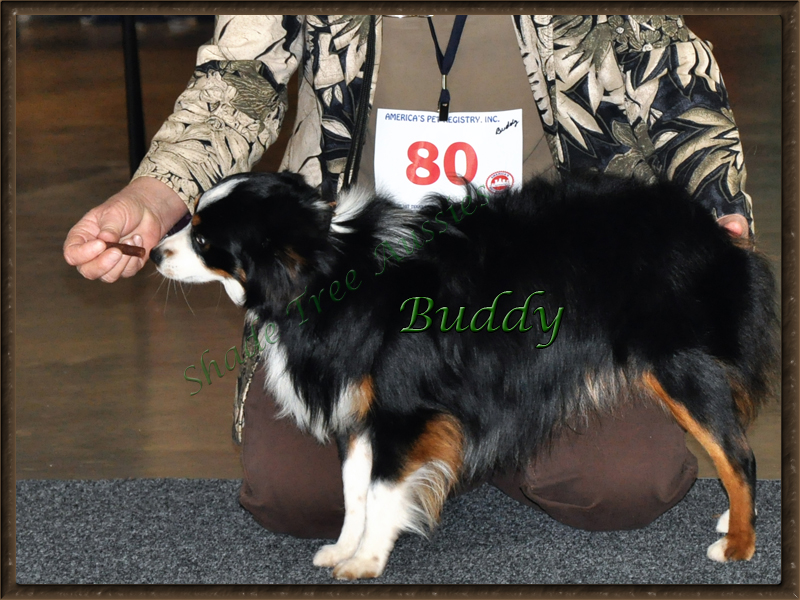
[178,172,778,495]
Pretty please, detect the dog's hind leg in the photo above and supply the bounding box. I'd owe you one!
[643,356,757,562]
[331,413,464,580]
[313,433,372,568]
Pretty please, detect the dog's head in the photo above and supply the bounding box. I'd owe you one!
[151,172,333,310]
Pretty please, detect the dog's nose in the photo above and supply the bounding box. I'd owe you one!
[150,246,164,266]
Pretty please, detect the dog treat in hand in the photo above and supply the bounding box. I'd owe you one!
[104,241,146,258]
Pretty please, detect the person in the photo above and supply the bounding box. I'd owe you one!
[64,15,753,539]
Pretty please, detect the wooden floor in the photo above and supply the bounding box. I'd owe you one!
[14,15,782,480]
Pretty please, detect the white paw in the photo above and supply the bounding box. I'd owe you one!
[716,509,730,533]
[332,555,385,580]
[313,543,355,568]
[707,537,729,562]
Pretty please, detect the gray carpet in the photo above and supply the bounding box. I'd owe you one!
[16,478,780,585]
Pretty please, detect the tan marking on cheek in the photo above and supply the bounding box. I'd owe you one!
[642,372,755,560]
[208,266,234,280]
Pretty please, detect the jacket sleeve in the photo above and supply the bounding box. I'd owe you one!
[515,15,753,233]
[132,15,305,209]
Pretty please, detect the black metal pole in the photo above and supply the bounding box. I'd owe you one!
[122,16,146,177]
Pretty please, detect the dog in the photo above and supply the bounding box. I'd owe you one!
[151,171,779,580]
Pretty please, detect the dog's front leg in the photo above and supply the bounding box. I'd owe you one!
[331,413,463,580]
[330,477,412,580]
[313,433,372,568]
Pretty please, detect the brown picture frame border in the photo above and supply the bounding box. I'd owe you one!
[2,3,797,597]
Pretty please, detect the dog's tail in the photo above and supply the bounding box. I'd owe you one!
[727,249,780,427]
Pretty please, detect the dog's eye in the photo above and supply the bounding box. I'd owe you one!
[193,232,207,247]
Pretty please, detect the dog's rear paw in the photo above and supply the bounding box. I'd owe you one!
[313,544,355,568]
[707,535,756,562]
[707,537,729,562]
[332,555,384,580]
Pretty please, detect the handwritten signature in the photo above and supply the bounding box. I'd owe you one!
[496,119,519,135]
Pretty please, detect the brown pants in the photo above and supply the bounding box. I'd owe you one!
[239,368,698,539]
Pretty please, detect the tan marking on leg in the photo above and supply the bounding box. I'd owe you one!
[401,414,464,526]
[354,376,374,420]
[642,372,755,560]
[727,371,757,428]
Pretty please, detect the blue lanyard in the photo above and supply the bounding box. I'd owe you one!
[427,16,468,121]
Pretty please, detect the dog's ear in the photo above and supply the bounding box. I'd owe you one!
[240,249,307,314]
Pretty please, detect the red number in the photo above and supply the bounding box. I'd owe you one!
[406,141,478,185]
[406,141,440,185]
[444,142,478,184]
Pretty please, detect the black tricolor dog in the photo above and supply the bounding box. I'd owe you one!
[151,172,779,580]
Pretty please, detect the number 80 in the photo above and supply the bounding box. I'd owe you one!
[406,141,478,185]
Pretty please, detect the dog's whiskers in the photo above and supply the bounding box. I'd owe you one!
[150,276,167,302]
[178,282,195,315]
[163,279,174,313]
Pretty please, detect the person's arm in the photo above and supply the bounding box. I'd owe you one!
[630,18,753,237]
[133,15,305,206]
[64,15,305,281]
[514,15,752,238]
[63,177,187,281]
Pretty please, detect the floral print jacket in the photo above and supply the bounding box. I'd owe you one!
[135,14,753,226]
[131,15,755,443]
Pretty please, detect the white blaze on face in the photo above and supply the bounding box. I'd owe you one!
[153,224,246,306]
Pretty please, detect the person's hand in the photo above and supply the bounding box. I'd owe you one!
[63,177,189,282]
[717,214,750,239]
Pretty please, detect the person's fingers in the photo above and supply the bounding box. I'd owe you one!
[723,220,744,237]
[76,234,150,281]
[99,250,135,283]
[120,235,146,278]
[63,215,106,266]
[64,236,108,266]
[717,214,749,239]
[76,246,125,280]
[64,202,131,267]
[65,178,187,281]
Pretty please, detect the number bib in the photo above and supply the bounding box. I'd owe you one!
[374,108,523,207]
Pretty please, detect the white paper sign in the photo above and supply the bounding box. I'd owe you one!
[374,108,523,208]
